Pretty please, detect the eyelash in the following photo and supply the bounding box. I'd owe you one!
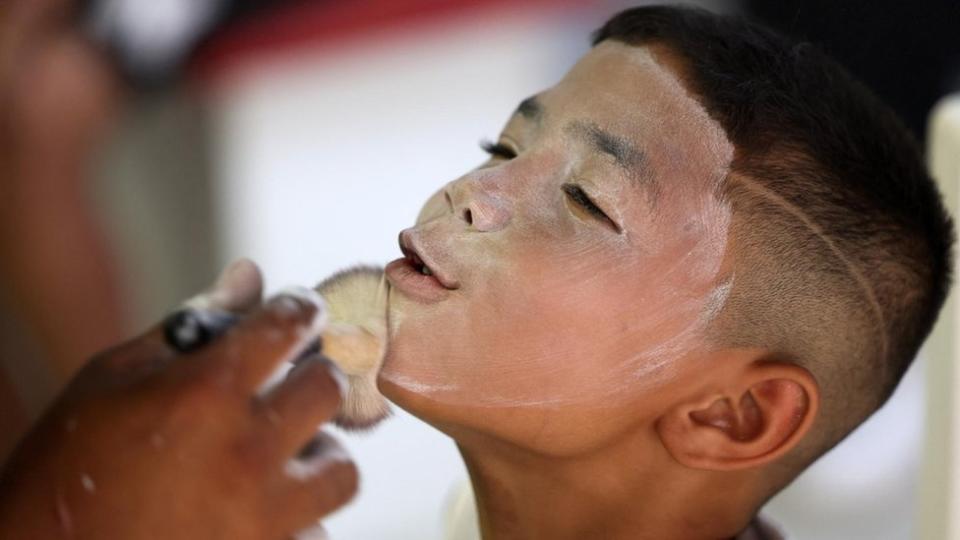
[480,139,517,160]
[562,184,618,230]
[479,139,619,232]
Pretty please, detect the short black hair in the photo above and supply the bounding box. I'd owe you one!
[593,6,953,467]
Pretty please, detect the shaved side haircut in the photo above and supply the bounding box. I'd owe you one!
[593,5,954,482]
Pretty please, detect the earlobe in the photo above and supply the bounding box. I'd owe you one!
[657,360,819,471]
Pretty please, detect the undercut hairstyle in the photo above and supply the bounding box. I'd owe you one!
[593,6,954,478]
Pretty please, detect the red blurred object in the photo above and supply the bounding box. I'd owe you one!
[192,0,594,82]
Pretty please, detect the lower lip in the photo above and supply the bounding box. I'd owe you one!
[385,258,451,304]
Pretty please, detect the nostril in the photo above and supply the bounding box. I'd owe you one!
[463,208,473,225]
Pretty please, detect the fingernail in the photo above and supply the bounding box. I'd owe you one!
[285,436,352,481]
[184,259,263,312]
[288,354,348,398]
[272,286,329,337]
[214,259,262,300]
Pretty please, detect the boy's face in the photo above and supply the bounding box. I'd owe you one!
[379,42,736,455]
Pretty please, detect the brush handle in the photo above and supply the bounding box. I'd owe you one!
[162,308,239,353]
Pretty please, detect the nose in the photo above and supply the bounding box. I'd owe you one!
[444,177,512,233]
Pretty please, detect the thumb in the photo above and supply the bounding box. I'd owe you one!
[184,258,264,314]
[77,260,265,379]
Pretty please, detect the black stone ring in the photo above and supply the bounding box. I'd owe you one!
[162,308,239,353]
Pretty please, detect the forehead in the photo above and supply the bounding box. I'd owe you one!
[538,41,733,190]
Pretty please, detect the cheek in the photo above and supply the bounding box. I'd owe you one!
[382,195,731,409]
[380,239,639,408]
[492,213,730,391]
[383,242,658,408]
[507,243,686,376]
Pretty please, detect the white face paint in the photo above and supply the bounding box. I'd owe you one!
[378,42,735,454]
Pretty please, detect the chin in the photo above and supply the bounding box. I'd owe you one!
[375,369,414,408]
[376,368,461,432]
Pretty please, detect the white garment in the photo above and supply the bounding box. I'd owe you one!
[443,479,482,540]
[442,479,785,540]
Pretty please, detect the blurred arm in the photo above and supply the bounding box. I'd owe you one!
[0,1,127,449]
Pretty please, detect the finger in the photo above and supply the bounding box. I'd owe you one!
[81,323,172,384]
[161,259,263,353]
[91,260,263,373]
[184,258,264,315]
[81,261,265,378]
[275,432,358,531]
[201,287,327,392]
[258,355,346,455]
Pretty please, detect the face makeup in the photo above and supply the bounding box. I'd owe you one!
[377,42,735,424]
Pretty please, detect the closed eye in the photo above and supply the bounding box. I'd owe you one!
[562,183,620,233]
[480,139,517,160]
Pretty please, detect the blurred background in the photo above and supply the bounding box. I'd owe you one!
[1,0,959,538]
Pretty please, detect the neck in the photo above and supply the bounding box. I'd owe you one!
[455,429,754,540]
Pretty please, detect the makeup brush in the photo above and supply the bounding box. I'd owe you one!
[315,265,391,430]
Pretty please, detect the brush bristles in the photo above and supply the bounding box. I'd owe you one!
[315,265,391,431]
[334,374,393,430]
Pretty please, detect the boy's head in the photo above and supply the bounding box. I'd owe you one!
[591,5,953,473]
[378,4,952,505]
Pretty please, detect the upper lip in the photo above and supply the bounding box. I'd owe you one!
[398,230,460,290]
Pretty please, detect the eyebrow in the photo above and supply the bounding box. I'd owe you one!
[515,95,543,121]
[511,99,658,200]
[570,121,660,203]
[569,121,646,172]
[513,97,644,170]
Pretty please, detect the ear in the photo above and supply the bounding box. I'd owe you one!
[656,352,820,471]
